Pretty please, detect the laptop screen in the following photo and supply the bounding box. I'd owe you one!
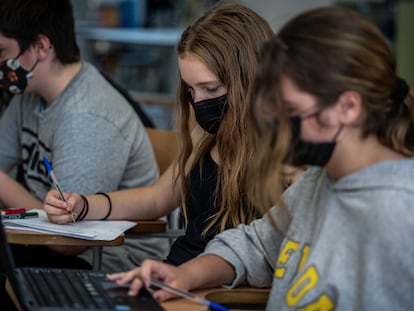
[0,220,165,311]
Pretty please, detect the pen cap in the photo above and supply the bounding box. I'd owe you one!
[209,302,230,311]
[43,156,52,175]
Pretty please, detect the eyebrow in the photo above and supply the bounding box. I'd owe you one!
[186,81,221,88]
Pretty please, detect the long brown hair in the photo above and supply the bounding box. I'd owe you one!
[248,6,414,226]
[175,3,273,234]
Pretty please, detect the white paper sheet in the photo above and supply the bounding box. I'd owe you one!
[3,209,136,241]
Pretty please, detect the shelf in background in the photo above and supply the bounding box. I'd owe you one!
[76,26,182,46]
[130,90,176,107]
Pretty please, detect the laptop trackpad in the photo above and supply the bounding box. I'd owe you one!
[103,283,163,311]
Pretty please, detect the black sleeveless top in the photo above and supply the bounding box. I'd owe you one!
[165,153,222,266]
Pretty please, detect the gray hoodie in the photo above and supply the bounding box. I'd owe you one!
[204,159,414,310]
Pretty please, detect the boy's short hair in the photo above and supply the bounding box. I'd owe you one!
[0,0,80,64]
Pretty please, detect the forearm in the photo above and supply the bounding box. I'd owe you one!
[82,169,178,221]
[83,187,160,220]
[179,254,236,290]
[0,170,42,210]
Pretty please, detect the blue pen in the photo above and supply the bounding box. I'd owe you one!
[43,156,75,222]
[149,278,229,311]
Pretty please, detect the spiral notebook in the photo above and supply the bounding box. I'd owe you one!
[0,219,164,311]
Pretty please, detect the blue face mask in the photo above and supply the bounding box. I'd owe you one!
[0,53,38,95]
[287,116,342,167]
[190,94,228,134]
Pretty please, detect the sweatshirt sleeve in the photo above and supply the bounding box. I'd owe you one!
[201,169,314,288]
[203,211,284,288]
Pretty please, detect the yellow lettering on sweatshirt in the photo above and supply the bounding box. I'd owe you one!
[296,294,335,311]
[297,244,310,273]
[273,239,336,309]
[286,265,318,306]
[275,240,300,278]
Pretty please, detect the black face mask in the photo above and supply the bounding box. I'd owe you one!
[190,94,228,134]
[287,117,341,167]
[0,53,38,95]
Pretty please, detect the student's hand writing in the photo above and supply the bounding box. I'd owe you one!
[43,190,82,224]
[107,259,189,302]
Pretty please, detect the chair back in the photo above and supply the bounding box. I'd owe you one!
[145,128,179,174]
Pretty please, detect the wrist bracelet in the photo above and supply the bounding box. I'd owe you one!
[95,192,112,220]
[76,195,89,221]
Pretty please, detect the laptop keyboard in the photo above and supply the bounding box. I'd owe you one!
[22,268,113,309]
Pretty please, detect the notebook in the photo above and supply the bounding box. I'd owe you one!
[0,220,165,311]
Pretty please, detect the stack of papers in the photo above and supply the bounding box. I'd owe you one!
[3,209,136,241]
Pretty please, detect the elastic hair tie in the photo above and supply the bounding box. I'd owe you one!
[391,77,410,105]
[95,192,112,220]
[76,195,89,221]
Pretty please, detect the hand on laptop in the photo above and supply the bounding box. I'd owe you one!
[107,259,190,302]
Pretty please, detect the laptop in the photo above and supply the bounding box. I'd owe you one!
[0,219,165,311]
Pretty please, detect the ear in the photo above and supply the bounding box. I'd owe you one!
[33,34,52,61]
[336,90,362,124]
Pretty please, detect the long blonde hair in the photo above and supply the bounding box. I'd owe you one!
[175,3,273,234]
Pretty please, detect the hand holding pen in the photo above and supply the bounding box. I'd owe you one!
[43,156,76,223]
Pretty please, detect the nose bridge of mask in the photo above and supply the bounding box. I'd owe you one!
[197,95,225,110]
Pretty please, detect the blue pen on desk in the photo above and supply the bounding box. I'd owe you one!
[150,278,229,311]
[43,156,75,223]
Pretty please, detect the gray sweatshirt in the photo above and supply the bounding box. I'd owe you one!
[0,62,168,271]
[204,158,414,310]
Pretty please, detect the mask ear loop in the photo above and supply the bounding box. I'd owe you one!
[25,59,39,80]
[16,49,24,57]
[29,59,39,71]
[332,124,343,141]
[303,106,344,141]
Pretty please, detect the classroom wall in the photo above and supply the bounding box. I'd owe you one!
[396,2,414,86]
[236,0,332,31]
[240,0,413,86]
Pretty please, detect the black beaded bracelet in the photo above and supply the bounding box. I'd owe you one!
[95,192,112,220]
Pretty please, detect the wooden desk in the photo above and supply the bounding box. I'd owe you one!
[127,219,167,234]
[5,220,167,270]
[161,287,270,311]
